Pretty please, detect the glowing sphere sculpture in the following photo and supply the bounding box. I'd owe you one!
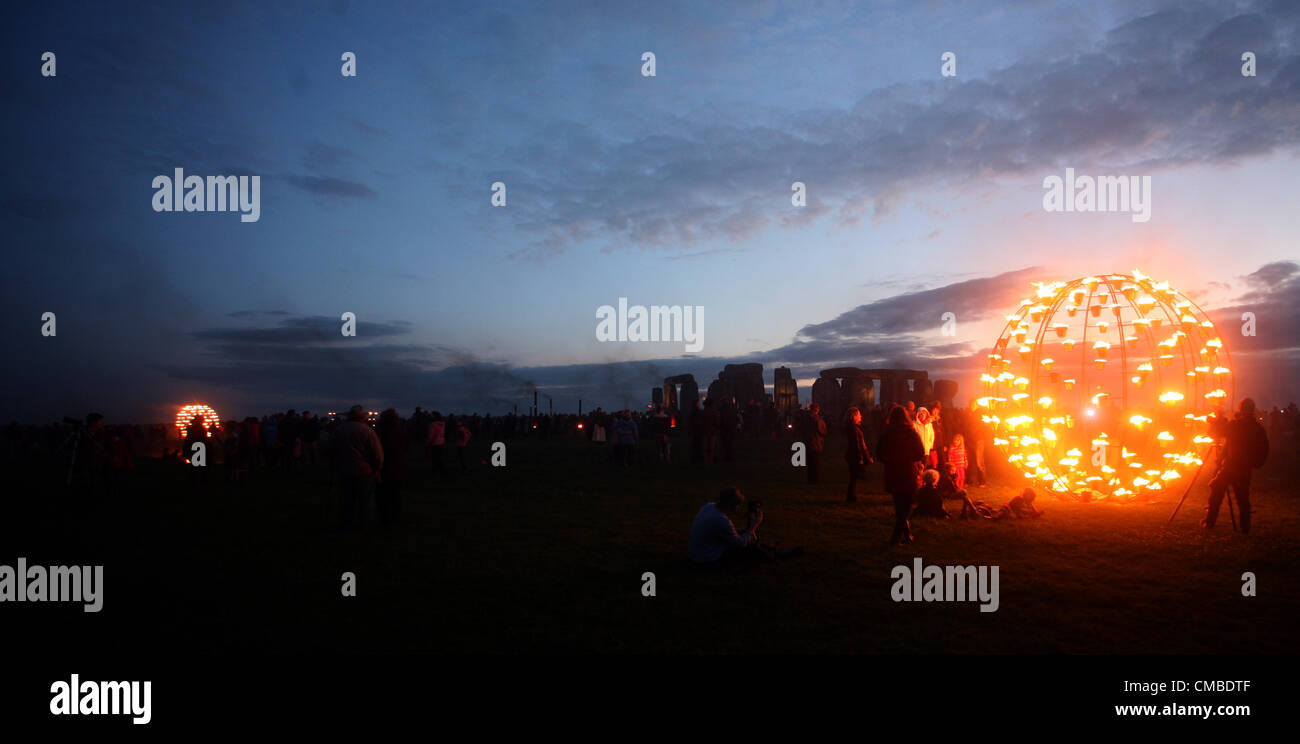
[175,404,221,438]
[977,271,1232,502]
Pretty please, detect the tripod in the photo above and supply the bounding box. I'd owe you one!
[1169,448,1247,533]
[56,423,88,487]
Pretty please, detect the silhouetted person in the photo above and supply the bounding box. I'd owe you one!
[453,418,472,473]
[611,410,638,467]
[929,401,947,466]
[994,488,1044,520]
[426,411,446,477]
[804,403,827,485]
[376,409,407,526]
[184,414,210,484]
[720,400,739,462]
[701,399,720,464]
[688,400,704,463]
[967,400,988,487]
[1203,398,1269,534]
[842,406,873,502]
[279,409,300,468]
[103,424,134,498]
[913,469,948,518]
[222,419,242,483]
[68,412,108,494]
[877,404,925,544]
[651,405,671,463]
[262,415,278,468]
[243,416,261,471]
[744,400,761,439]
[332,405,383,529]
[300,411,319,465]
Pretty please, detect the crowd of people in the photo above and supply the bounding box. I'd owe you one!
[3,392,1288,547]
[686,394,1285,563]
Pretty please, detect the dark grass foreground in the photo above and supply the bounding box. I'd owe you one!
[7,434,1299,654]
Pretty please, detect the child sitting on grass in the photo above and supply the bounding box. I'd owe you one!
[961,488,1045,520]
[929,462,987,519]
[913,469,949,518]
[992,488,1044,520]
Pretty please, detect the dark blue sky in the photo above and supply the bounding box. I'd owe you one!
[3,0,1298,423]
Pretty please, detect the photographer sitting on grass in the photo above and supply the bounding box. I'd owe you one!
[688,487,802,568]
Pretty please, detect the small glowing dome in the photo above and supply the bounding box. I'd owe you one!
[176,404,221,437]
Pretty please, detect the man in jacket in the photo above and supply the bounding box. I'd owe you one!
[333,405,384,529]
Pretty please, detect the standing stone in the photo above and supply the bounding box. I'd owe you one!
[679,379,699,412]
[840,375,875,414]
[912,376,934,407]
[773,366,799,416]
[706,378,725,403]
[933,380,958,410]
[811,375,841,422]
[663,374,697,414]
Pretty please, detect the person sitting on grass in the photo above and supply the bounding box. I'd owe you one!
[993,488,1044,520]
[689,487,762,566]
[913,469,949,518]
[935,462,984,519]
[688,487,802,567]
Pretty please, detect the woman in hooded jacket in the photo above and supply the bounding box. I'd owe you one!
[913,406,936,467]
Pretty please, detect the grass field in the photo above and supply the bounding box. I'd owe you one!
[9,431,1300,655]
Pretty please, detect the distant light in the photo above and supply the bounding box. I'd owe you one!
[176,404,221,437]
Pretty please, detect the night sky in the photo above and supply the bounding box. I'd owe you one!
[3,0,1298,423]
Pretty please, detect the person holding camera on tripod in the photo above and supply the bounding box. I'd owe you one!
[1203,397,1269,535]
[63,412,108,495]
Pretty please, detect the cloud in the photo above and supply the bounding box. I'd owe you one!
[13,259,1293,422]
[1,194,85,222]
[1207,266,1300,406]
[302,141,356,172]
[348,117,390,138]
[191,315,410,345]
[160,272,1033,415]
[1240,260,1299,292]
[282,175,378,199]
[1210,264,1300,354]
[491,2,1300,257]
[227,310,290,319]
[786,266,1040,343]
